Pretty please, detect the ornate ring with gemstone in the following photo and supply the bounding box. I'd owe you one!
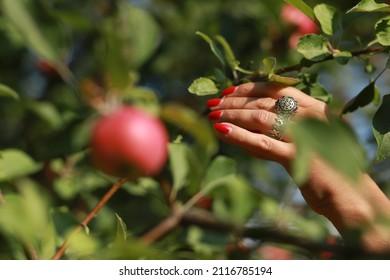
[270,96,298,140]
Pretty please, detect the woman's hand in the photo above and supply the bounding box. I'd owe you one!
[206,82,329,168]
[206,82,390,253]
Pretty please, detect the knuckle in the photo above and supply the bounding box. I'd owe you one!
[252,110,271,125]
[258,135,273,152]
[237,83,255,95]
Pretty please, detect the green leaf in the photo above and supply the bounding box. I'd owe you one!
[297,34,331,61]
[291,118,366,184]
[375,16,390,46]
[263,57,276,74]
[269,74,300,86]
[283,0,315,21]
[161,104,218,163]
[168,143,190,195]
[196,31,225,67]
[188,77,219,96]
[0,84,19,100]
[2,0,59,63]
[342,81,379,114]
[2,0,77,96]
[347,0,390,13]
[212,175,257,224]
[314,4,340,35]
[103,3,160,88]
[202,156,236,192]
[115,213,128,242]
[0,180,51,255]
[297,73,332,103]
[26,101,64,130]
[0,149,42,181]
[215,35,239,72]
[333,51,352,65]
[372,94,390,162]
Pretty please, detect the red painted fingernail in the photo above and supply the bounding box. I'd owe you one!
[222,85,237,96]
[214,123,232,134]
[206,98,222,108]
[208,110,223,121]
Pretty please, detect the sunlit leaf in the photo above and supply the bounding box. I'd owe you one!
[188,77,219,96]
[169,142,190,195]
[333,51,352,65]
[347,0,390,13]
[0,180,52,258]
[297,34,331,61]
[161,104,218,163]
[215,35,238,72]
[0,149,42,181]
[115,213,128,242]
[263,57,276,74]
[0,84,19,100]
[269,74,300,86]
[203,156,237,190]
[212,175,257,224]
[372,94,390,162]
[314,4,340,35]
[375,16,390,46]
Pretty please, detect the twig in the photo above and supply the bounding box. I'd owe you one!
[140,211,184,245]
[140,188,210,244]
[51,178,128,260]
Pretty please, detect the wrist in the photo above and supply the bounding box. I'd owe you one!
[295,158,390,253]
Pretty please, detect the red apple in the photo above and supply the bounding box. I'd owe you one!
[281,4,318,34]
[258,244,293,260]
[90,106,169,178]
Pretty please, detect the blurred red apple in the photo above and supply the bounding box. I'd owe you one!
[281,4,318,48]
[259,244,293,260]
[90,106,169,178]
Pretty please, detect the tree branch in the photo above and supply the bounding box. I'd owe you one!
[250,46,386,82]
[51,178,128,260]
[180,208,390,259]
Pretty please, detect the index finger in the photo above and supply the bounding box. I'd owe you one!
[223,82,314,107]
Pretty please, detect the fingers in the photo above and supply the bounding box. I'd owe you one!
[210,82,329,121]
[208,109,277,134]
[206,82,330,165]
[223,83,305,101]
[214,122,295,166]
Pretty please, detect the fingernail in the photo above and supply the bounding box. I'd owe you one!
[206,98,222,108]
[214,123,231,134]
[222,85,237,96]
[208,110,223,121]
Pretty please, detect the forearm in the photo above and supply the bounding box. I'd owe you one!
[297,157,390,253]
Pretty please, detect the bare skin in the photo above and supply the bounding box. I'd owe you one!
[207,82,390,253]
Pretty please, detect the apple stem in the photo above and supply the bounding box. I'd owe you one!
[51,178,128,260]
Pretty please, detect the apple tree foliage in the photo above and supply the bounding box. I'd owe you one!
[0,0,390,260]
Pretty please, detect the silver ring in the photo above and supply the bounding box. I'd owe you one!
[270,96,298,140]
